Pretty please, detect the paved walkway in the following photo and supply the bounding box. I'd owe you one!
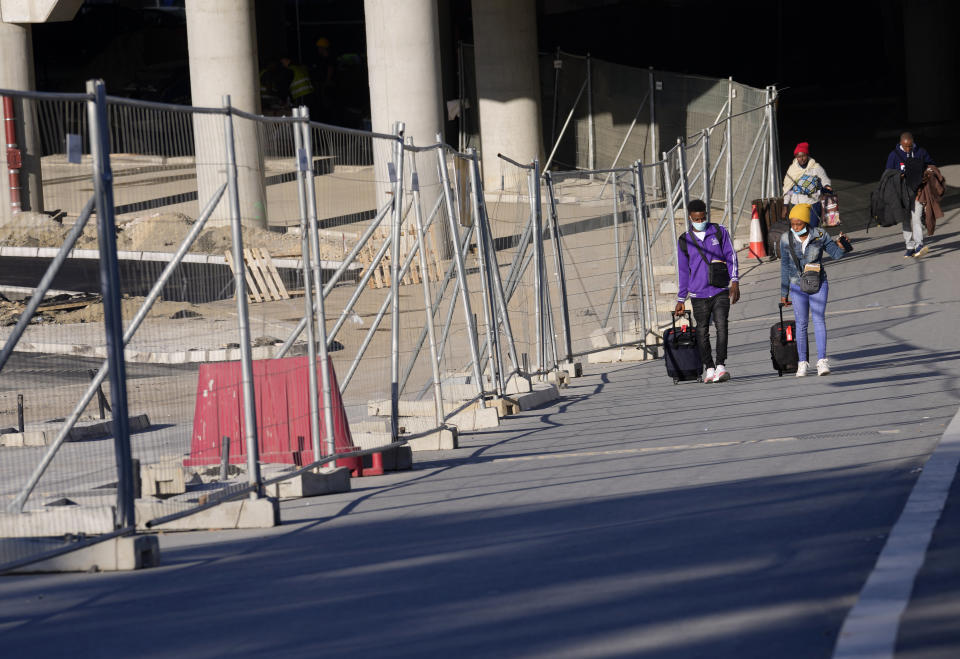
[0,200,957,658]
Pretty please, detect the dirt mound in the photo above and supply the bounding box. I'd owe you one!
[2,211,346,259]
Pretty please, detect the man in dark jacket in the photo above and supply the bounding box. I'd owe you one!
[884,132,934,257]
[885,132,934,173]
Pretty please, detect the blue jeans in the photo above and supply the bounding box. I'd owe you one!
[790,279,829,362]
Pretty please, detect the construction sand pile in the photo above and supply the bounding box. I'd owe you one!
[0,211,350,260]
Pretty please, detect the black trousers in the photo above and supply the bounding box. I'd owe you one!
[691,291,730,369]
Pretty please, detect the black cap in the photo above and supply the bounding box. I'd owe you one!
[687,199,706,213]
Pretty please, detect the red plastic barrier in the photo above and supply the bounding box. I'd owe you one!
[185,356,362,475]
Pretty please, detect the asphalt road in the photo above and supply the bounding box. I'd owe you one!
[0,208,956,658]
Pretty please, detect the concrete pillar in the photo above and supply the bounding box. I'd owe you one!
[472,0,543,186]
[0,19,43,222]
[364,0,448,250]
[185,0,266,228]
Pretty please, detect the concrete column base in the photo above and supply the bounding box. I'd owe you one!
[264,467,351,499]
[9,535,160,573]
[136,497,279,531]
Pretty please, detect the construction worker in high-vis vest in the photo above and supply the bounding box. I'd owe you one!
[279,56,319,115]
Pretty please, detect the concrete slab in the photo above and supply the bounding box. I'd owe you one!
[8,535,161,574]
[0,506,116,537]
[135,497,279,531]
[264,467,351,498]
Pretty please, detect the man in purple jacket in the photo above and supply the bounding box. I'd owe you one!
[673,199,740,383]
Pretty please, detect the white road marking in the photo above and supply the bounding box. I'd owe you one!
[833,409,960,658]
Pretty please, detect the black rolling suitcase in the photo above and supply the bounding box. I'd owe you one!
[664,311,703,384]
[771,302,801,376]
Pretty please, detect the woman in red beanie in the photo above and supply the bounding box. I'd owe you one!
[781,142,833,227]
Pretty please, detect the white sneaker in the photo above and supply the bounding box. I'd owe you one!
[703,367,716,383]
[796,361,809,377]
[714,364,731,382]
[817,358,831,376]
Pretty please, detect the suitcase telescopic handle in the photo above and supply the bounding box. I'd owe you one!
[778,302,787,341]
[670,309,693,346]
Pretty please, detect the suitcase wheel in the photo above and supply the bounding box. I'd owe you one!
[672,378,678,384]
[778,370,783,377]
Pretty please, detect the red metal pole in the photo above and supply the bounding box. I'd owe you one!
[3,95,22,213]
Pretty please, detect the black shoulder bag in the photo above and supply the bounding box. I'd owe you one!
[681,228,730,288]
[788,230,822,294]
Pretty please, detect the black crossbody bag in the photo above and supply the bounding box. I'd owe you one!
[788,230,822,294]
[682,228,730,289]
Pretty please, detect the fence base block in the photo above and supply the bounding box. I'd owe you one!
[516,385,560,411]
[407,428,458,451]
[560,361,583,378]
[0,506,115,537]
[264,467,352,499]
[490,397,520,417]
[136,497,279,531]
[587,346,655,364]
[8,535,160,573]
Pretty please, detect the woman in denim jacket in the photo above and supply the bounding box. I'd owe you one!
[779,203,850,376]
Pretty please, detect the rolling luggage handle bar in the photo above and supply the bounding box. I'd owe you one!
[670,309,694,347]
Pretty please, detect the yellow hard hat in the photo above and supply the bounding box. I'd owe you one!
[315,37,330,48]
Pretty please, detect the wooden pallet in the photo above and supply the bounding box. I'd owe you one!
[224,248,290,302]
[356,230,443,290]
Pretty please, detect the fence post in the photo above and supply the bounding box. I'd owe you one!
[612,172,625,345]
[587,53,595,173]
[474,158,521,379]
[662,150,680,265]
[677,138,691,229]
[222,94,262,499]
[726,77,734,236]
[768,85,781,197]
[407,141,445,427]
[300,110,337,460]
[436,137,485,404]
[467,148,502,395]
[389,123,406,441]
[543,173,573,362]
[530,160,545,373]
[86,80,135,529]
[633,161,659,341]
[648,66,659,195]
[292,107,321,461]
[702,129,711,215]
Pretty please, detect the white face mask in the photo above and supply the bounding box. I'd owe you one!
[691,220,708,232]
[791,227,808,237]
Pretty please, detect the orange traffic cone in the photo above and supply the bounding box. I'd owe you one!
[748,204,767,259]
